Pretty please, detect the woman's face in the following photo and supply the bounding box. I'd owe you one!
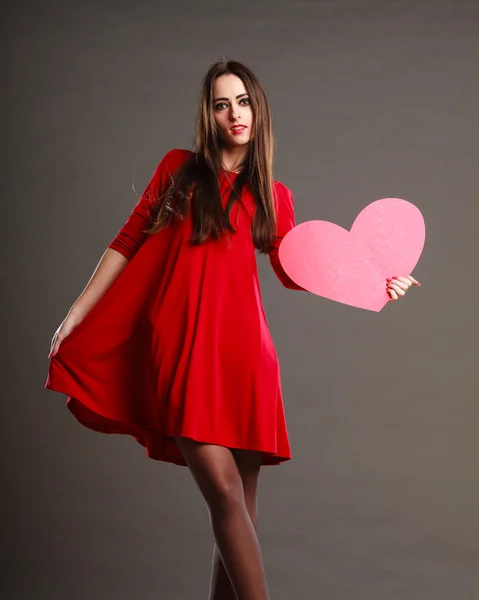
[212,74,253,148]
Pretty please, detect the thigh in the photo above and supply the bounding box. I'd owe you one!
[174,436,244,511]
[231,449,262,524]
[232,448,262,493]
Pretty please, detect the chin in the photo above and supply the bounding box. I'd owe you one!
[225,136,252,148]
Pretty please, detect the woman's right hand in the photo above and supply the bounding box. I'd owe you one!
[49,313,85,358]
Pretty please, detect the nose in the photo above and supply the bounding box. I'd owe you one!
[229,105,240,121]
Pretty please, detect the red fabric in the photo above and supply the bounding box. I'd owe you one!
[45,148,306,466]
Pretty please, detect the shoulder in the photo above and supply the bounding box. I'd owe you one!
[145,149,195,192]
[272,179,294,203]
[273,179,292,194]
[158,148,195,172]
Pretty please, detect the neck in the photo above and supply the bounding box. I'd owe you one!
[220,146,248,173]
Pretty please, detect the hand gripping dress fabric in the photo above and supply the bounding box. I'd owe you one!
[45,149,306,466]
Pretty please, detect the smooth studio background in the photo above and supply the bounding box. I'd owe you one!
[5,1,478,598]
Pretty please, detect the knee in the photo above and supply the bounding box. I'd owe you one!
[206,476,245,516]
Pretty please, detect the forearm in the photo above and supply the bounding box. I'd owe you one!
[68,247,129,320]
[269,253,308,291]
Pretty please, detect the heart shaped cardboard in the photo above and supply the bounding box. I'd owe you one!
[278,198,425,311]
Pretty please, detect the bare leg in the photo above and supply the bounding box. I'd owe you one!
[174,437,269,600]
[208,448,262,600]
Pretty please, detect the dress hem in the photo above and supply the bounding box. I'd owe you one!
[45,375,292,467]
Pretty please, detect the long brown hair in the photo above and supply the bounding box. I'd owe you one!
[145,59,277,254]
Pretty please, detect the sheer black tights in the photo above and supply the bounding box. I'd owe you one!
[174,437,268,600]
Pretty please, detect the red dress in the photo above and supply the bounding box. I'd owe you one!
[45,148,305,466]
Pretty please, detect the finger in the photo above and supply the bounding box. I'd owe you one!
[392,275,410,283]
[49,334,57,357]
[54,336,64,353]
[394,275,420,287]
[388,277,410,290]
[389,281,409,292]
[387,282,406,296]
[50,334,62,357]
[387,287,398,301]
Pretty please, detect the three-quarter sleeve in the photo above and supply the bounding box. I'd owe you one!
[108,148,191,261]
[268,182,308,291]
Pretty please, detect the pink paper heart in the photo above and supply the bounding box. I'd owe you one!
[278,198,425,311]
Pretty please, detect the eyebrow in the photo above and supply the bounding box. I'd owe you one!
[213,93,248,102]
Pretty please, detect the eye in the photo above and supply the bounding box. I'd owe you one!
[214,102,228,110]
[240,97,251,105]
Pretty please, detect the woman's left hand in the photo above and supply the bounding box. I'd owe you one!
[386,275,421,302]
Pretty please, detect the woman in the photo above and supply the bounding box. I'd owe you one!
[46,59,419,600]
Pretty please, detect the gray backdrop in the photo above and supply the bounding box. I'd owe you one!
[5,0,478,598]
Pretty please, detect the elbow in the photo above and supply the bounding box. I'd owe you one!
[272,262,307,291]
[281,277,307,292]
[107,238,138,262]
